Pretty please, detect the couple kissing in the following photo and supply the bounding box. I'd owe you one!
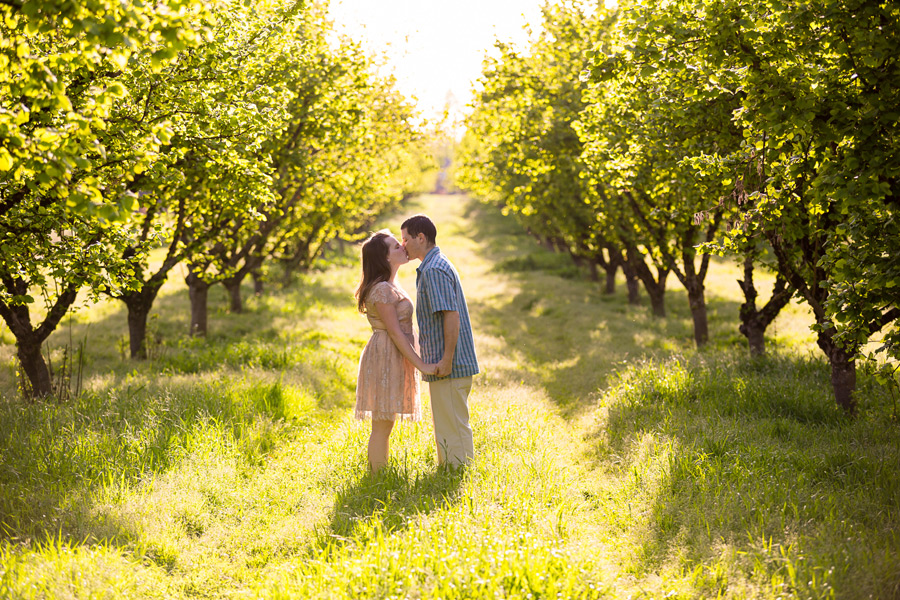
[354,214,479,472]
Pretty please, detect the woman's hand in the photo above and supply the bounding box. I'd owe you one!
[422,363,439,375]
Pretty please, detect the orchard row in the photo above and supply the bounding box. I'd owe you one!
[0,0,434,398]
[458,0,899,412]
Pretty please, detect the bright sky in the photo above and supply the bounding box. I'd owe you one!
[328,0,546,126]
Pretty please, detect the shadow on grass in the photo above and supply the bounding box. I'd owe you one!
[0,380,309,543]
[0,276,361,550]
[316,464,465,549]
[587,351,900,597]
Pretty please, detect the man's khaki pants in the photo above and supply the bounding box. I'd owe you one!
[428,376,474,466]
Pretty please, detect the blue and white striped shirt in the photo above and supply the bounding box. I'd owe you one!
[416,246,479,382]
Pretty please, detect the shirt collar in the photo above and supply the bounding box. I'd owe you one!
[416,246,440,273]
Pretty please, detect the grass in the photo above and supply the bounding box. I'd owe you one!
[0,194,898,599]
[584,354,900,598]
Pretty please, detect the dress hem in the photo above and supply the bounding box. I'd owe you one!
[354,410,421,422]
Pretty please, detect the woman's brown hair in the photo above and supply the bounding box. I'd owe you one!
[356,231,392,313]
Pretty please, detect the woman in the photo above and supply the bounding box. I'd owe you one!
[355,230,435,471]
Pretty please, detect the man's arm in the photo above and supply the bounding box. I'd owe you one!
[436,310,459,377]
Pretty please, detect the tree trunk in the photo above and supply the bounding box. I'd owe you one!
[686,281,709,347]
[737,256,794,357]
[186,270,210,337]
[122,282,164,359]
[647,283,667,318]
[127,300,150,359]
[830,346,857,414]
[587,260,600,283]
[816,328,858,414]
[627,247,668,317]
[623,260,640,305]
[744,319,766,356]
[282,261,296,288]
[568,250,586,269]
[738,255,763,356]
[603,261,617,295]
[223,276,243,314]
[17,337,52,398]
[0,279,79,399]
[251,269,264,296]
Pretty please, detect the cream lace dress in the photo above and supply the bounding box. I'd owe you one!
[355,281,421,421]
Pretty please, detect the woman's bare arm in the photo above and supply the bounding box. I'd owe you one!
[373,300,433,373]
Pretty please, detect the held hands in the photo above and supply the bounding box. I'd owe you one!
[434,359,452,378]
[419,362,451,377]
[421,363,439,376]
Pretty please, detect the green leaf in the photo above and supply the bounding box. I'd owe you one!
[0,148,13,171]
[107,82,126,96]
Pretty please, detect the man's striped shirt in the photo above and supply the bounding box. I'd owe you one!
[415,246,479,382]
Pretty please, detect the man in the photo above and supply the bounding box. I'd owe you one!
[401,214,479,467]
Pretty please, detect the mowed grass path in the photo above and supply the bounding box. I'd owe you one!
[1,194,898,599]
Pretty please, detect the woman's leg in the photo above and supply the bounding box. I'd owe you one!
[368,419,394,472]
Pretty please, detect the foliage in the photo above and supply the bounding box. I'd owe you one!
[0,0,210,220]
[182,5,427,312]
[459,0,734,344]
[260,33,422,275]
[0,0,431,387]
[462,0,898,407]
[105,0,307,355]
[588,0,900,408]
[0,0,218,394]
[459,1,607,265]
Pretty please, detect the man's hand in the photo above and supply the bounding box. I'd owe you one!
[434,359,452,378]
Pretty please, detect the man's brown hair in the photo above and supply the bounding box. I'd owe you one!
[401,214,436,245]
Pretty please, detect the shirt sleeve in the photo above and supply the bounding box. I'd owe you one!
[420,268,458,314]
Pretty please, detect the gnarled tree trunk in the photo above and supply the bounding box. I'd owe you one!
[622,259,640,305]
[587,260,600,283]
[627,246,668,317]
[686,280,708,347]
[737,256,794,356]
[186,269,210,337]
[830,346,857,415]
[602,249,621,295]
[646,278,668,318]
[16,337,52,398]
[604,266,616,294]
[223,275,244,314]
[122,280,165,359]
[0,278,78,398]
[251,269,264,296]
[816,327,858,414]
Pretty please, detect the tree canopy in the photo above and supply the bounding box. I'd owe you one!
[460,0,899,411]
[0,0,434,396]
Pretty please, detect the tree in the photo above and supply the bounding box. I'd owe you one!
[107,0,303,356]
[183,19,423,330]
[0,0,210,395]
[605,0,900,410]
[579,1,752,345]
[459,2,624,293]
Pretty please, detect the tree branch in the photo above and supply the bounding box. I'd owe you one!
[870,307,900,336]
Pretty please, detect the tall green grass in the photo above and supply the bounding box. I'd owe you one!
[584,353,899,599]
[1,194,898,599]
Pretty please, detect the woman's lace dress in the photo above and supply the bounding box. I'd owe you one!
[355,281,421,421]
